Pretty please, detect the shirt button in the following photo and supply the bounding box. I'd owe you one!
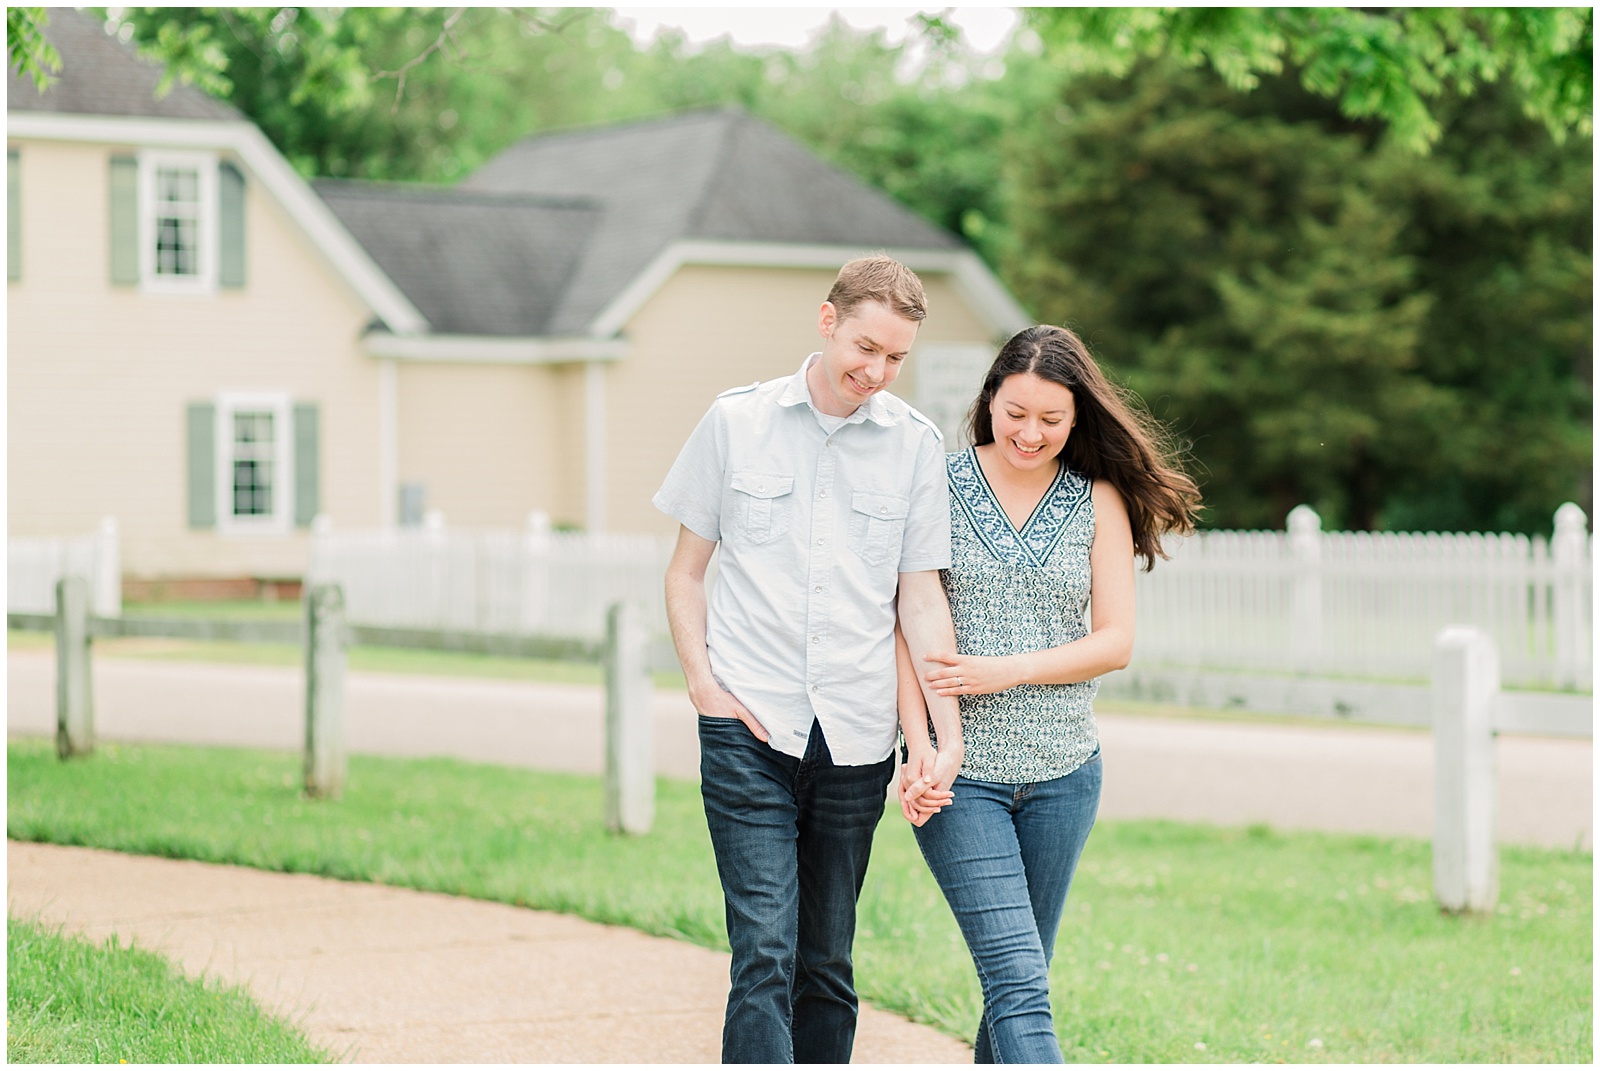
[814,585,822,593]
[880,506,888,514]
[816,538,825,546]
[820,490,828,498]
[810,684,819,693]
[758,484,766,492]
[812,635,821,644]
[826,441,834,448]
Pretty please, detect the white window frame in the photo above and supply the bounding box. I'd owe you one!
[140,149,218,294]
[215,392,293,535]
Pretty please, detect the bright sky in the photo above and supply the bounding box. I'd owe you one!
[608,6,1022,54]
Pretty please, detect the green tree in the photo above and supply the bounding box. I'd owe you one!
[1025,7,1593,152]
[7,7,62,91]
[1005,61,1590,532]
[105,7,637,181]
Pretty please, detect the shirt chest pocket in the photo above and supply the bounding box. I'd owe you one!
[728,471,795,544]
[848,491,910,567]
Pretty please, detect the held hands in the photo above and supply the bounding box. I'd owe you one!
[898,739,964,827]
[690,679,770,743]
[924,652,1018,698]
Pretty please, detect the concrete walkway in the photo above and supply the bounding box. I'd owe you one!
[7,841,971,1063]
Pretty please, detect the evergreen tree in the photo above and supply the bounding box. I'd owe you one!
[1004,61,1590,532]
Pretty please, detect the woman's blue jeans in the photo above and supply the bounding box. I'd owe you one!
[699,715,895,1064]
[912,752,1102,1063]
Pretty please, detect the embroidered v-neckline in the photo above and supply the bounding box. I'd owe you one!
[950,447,1091,568]
[972,446,1066,538]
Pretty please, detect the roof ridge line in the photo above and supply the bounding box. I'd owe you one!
[681,111,743,236]
[505,103,745,151]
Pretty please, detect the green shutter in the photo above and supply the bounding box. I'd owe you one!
[293,403,320,527]
[8,150,20,281]
[218,161,245,288]
[109,155,139,285]
[187,402,216,527]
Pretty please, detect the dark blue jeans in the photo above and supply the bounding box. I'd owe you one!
[698,715,895,1064]
[912,752,1102,1063]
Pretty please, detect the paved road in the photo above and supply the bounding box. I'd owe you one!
[7,651,1591,848]
[7,841,971,1063]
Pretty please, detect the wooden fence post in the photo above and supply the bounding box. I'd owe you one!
[604,600,654,835]
[303,582,348,798]
[1432,626,1498,913]
[54,575,94,759]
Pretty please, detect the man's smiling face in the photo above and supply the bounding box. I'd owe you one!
[807,299,920,418]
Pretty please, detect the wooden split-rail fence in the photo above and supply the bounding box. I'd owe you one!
[10,577,1544,913]
[9,576,675,835]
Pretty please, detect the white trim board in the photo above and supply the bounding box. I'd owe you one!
[587,239,1032,339]
[1102,666,1593,738]
[8,112,428,333]
[364,332,629,364]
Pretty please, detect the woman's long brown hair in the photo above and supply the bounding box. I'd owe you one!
[968,325,1203,570]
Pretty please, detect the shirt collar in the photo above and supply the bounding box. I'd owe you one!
[778,353,899,428]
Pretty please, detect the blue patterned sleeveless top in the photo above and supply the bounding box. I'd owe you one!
[940,446,1099,783]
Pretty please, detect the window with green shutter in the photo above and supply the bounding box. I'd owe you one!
[191,396,314,532]
[218,161,245,288]
[186,402,217,527]
[293,403,320,527]
[109,155,139,286]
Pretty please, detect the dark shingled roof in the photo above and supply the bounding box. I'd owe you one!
[462,108,963,335]
[314,181,602,337]
[7,8,240,121]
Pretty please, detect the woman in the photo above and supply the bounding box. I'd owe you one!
[898,324,1201,1063]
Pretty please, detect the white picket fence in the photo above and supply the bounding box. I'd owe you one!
[1135,504,1592,690]
[7,517,121,617]
[305,512,675,641]
[11,504,1591,692]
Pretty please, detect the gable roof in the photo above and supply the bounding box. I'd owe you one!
[461,108,964,336]
[314,181,602,337]
[7,8,240,122]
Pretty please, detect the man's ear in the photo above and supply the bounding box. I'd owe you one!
[818,301,838,339]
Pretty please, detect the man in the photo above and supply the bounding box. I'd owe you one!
[654,255,964,1063]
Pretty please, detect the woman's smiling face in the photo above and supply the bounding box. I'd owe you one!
[988,372,1076,473]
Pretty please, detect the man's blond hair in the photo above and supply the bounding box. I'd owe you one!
[826,255,927,323]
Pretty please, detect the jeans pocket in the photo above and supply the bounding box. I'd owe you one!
[728,471,794,544]
[847,490,909,566]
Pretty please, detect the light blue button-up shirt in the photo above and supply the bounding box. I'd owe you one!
[654,354,951,765]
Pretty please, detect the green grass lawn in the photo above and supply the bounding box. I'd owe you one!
[8,737,1589,1062]
[7,916,331,1063]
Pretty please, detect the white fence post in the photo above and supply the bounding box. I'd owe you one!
[604,600,654,835]
[1551,502,1588,691]
[303,582,348,798]
[522,510,552,634]
[94,516,120,617]
[54,575,94,758]
[1432,626,1498,913]
[1288,505,1323,673]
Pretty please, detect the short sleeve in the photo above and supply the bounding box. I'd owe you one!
[653,403,726,541]
[897,431,951,573]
